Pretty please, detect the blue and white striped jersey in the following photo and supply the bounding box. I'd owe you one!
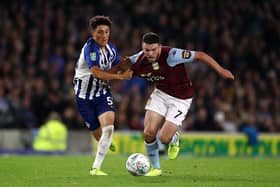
[74,38,120,100]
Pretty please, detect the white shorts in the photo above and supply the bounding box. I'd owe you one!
[145,88,193,126]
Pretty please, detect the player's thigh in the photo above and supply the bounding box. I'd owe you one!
[144,110,165,137]
[159,121,178,144]
[144,88,167,136]
[96,93,116,128]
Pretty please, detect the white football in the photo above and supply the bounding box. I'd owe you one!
[126,153,150,176]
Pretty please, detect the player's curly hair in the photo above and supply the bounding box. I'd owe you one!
[89,15,112,30]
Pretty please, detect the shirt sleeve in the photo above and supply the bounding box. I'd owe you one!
[166,48,196,67]
[129,51,143,64]
[84,44,99,68]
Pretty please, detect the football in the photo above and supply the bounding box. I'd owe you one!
[126,153,150,176]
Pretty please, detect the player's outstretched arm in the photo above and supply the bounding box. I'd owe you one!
[194,51,235,80]
[91,66,133,81]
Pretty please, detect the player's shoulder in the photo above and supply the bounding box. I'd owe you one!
[160,46,174,60]
[84,38,99,51]
[161,46,172,53]
[85,37,95,46]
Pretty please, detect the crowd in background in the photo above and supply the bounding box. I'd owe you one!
[0,0,279,132]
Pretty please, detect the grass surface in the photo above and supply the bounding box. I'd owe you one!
[0,155,279,187]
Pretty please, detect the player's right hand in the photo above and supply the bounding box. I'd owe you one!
[121,69,133,80]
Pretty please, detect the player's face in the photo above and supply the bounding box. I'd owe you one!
[92,25,110,47]
[142,43,161,62]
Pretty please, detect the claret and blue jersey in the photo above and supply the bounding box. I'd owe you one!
[129,46,196,99]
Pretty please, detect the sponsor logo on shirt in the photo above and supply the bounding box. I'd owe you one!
[140,73,165,82]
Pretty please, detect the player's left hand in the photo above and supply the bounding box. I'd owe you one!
[219,69,235,80]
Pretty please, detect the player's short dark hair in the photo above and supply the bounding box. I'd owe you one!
[89,15,112,30]
[142,32,160,44]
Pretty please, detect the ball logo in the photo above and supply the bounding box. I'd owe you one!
[126,153,150,176]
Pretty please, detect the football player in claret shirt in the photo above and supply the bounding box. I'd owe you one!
[73,16,132,176]
[111,32,234,176]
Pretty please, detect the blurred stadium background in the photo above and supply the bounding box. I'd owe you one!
[0,0,279,156]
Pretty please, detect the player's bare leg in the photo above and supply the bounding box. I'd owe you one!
[90,111,115,176]
[92,127,102,140]
[160,121,180,160]
[143,110,164,176]
[144,110,164,142]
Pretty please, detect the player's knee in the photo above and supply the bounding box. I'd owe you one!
[144,129,156,143]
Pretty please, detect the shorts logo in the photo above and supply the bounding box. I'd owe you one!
[85,121,91,128]
[182,50,191,59]
[90,52,96,61]
[152,62,159,70]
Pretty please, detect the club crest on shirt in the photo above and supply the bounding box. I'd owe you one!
[182,50,191,59]
[152,62,159,70]
[90,52,96,61]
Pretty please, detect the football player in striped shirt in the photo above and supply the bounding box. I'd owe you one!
[73,16,132,176]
